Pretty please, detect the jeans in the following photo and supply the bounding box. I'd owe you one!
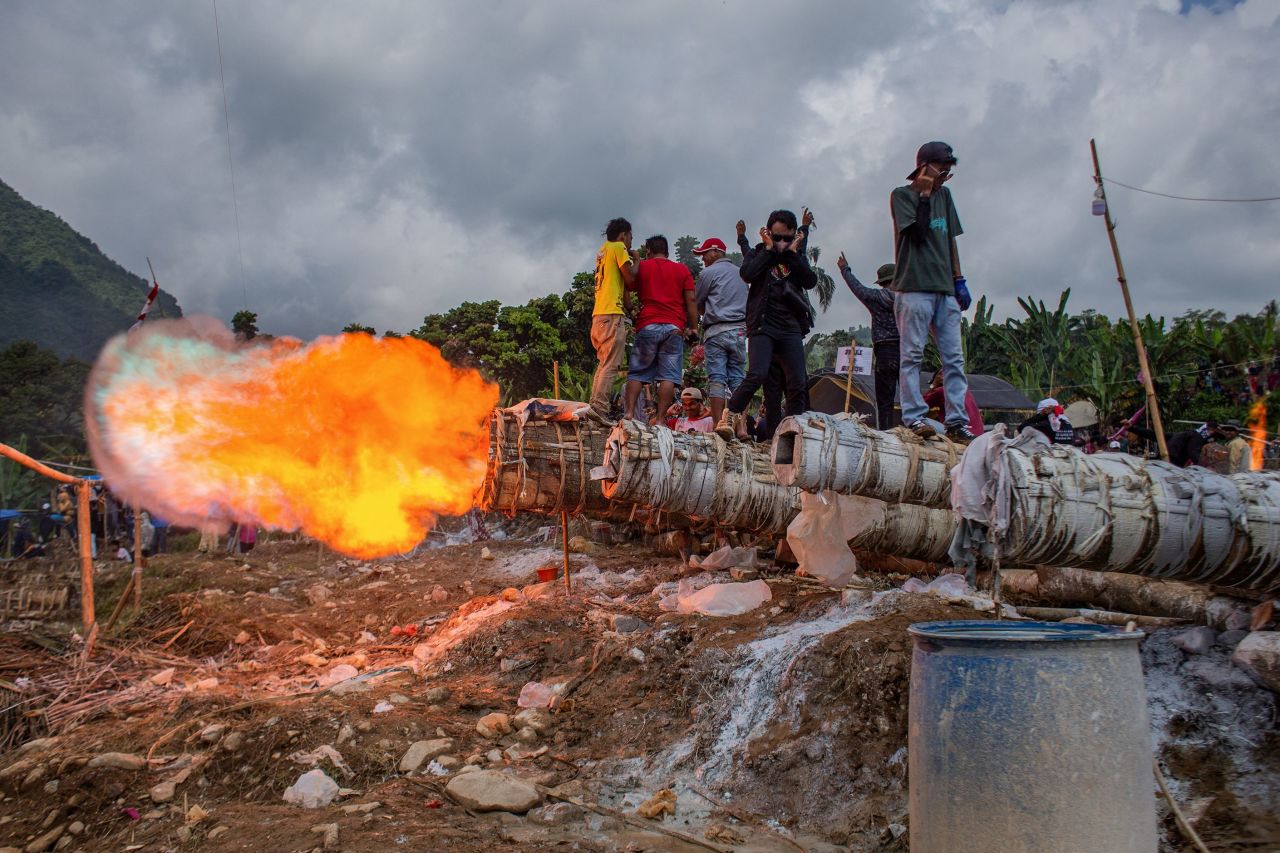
[702,324,747,399]
[590,314,628,414]
[627,323,684,384]
[896,291,968,425]
[873,339,901,430]
[728,332,808,418]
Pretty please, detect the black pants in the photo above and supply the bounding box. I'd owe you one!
[873,339,901,430]
[757,361,786,442]
[729,331,808,419]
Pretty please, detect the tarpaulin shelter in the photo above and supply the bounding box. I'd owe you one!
[806,371,1036,426]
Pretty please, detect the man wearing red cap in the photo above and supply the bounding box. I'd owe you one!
[891,141,976,442]
[692,236,747,423]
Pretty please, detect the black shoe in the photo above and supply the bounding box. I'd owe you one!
[945,423,978,442]
[908,419,936,438]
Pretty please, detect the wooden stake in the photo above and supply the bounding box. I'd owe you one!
[103,573,136,632]
[76,480,96,639]
[553,359,560,399]
[1091,139,1170,462]
[561,510,572,594]
[132,504,143,610]
[843,338,856,414]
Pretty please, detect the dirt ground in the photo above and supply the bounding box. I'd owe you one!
[0,519,1277,852]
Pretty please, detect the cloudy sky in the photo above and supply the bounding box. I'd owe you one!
[2,0,1278,342]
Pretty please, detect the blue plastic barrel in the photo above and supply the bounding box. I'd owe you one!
[908,620,1158,853]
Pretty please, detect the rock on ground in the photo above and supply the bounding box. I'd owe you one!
[398,739,454,773]
[1232,631,1280,692]
[86,753,145,771]
[444,770,543,813]
[1172,626,1216,656]
[149,781,176,804]
[476,713,512,739]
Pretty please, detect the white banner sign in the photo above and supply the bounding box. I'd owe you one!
[835,345,872,376]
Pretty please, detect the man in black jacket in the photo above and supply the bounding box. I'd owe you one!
[838,256,898,429]
[1128,422,1215,467]
[716,209,817,441]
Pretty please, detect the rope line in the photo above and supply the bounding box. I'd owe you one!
[1103,177,1280,203]
[212,0,248,309]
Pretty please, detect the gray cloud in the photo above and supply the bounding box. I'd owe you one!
[1,0,1278,344]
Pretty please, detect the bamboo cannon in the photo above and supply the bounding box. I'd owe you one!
[595,419,799,535]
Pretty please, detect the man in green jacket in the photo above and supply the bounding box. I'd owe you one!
[891,141,975,442]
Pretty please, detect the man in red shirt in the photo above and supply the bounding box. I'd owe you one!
[923,369,984,437]
[623,235,699,423]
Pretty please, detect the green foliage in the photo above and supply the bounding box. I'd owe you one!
[673,235,701,280]
[341,323,376,335]
[0,178,182,361]
[414,275,600,404]
[231,310,259,340]
[0,340,91,459]
[0,435,44,510]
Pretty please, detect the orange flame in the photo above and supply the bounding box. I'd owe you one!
[86,317,498,557]
[1249,398,1267,471]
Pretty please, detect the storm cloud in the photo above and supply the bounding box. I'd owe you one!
[2,0,1278,341]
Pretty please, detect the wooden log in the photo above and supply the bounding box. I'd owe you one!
[1014,606,1186,628]
[1034,566,1250,630]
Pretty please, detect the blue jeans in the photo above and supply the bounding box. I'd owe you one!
[896,291,968,425]
[702,324,747,399]
[627,323,684,384]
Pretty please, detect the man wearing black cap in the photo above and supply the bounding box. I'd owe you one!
[891,140,974,442]
[837,256,899,430]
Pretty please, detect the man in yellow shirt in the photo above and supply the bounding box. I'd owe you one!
[590,217,637,416]
[1220,421,1254,474]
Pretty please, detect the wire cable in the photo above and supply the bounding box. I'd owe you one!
[1103,177,1280,203]
[212,0,248,309]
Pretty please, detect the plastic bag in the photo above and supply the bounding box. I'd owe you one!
[785,492,860,586]
[691,545,759,571]
[282,769,340,808]
[661,579,772,616]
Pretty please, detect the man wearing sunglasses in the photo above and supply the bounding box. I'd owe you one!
[715,209,817,441]
[891,141,976,442]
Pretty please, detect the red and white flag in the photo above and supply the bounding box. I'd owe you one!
[130,258,161,332]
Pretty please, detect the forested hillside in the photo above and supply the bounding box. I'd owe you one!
[0,178,181,361]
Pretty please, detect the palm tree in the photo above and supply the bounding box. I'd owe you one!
[807,246,836,311]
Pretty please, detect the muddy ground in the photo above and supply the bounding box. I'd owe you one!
[0,521,1277,852]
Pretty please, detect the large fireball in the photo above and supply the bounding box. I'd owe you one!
[85,316,498,558]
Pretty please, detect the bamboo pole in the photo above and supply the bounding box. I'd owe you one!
[1090,138,1170,462]
[0,443,79,484]
[75,480,96,637]
[843,338,855,414]
[554,360,571,593]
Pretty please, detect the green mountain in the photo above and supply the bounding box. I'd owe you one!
[0,178,182,362]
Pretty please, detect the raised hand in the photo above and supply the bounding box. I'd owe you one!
[759,227,774,251]
[735,219,746,237]
[836,251,848,271]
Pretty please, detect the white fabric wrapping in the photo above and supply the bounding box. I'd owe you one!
[772,412,961,508]
[595,419,799,535]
